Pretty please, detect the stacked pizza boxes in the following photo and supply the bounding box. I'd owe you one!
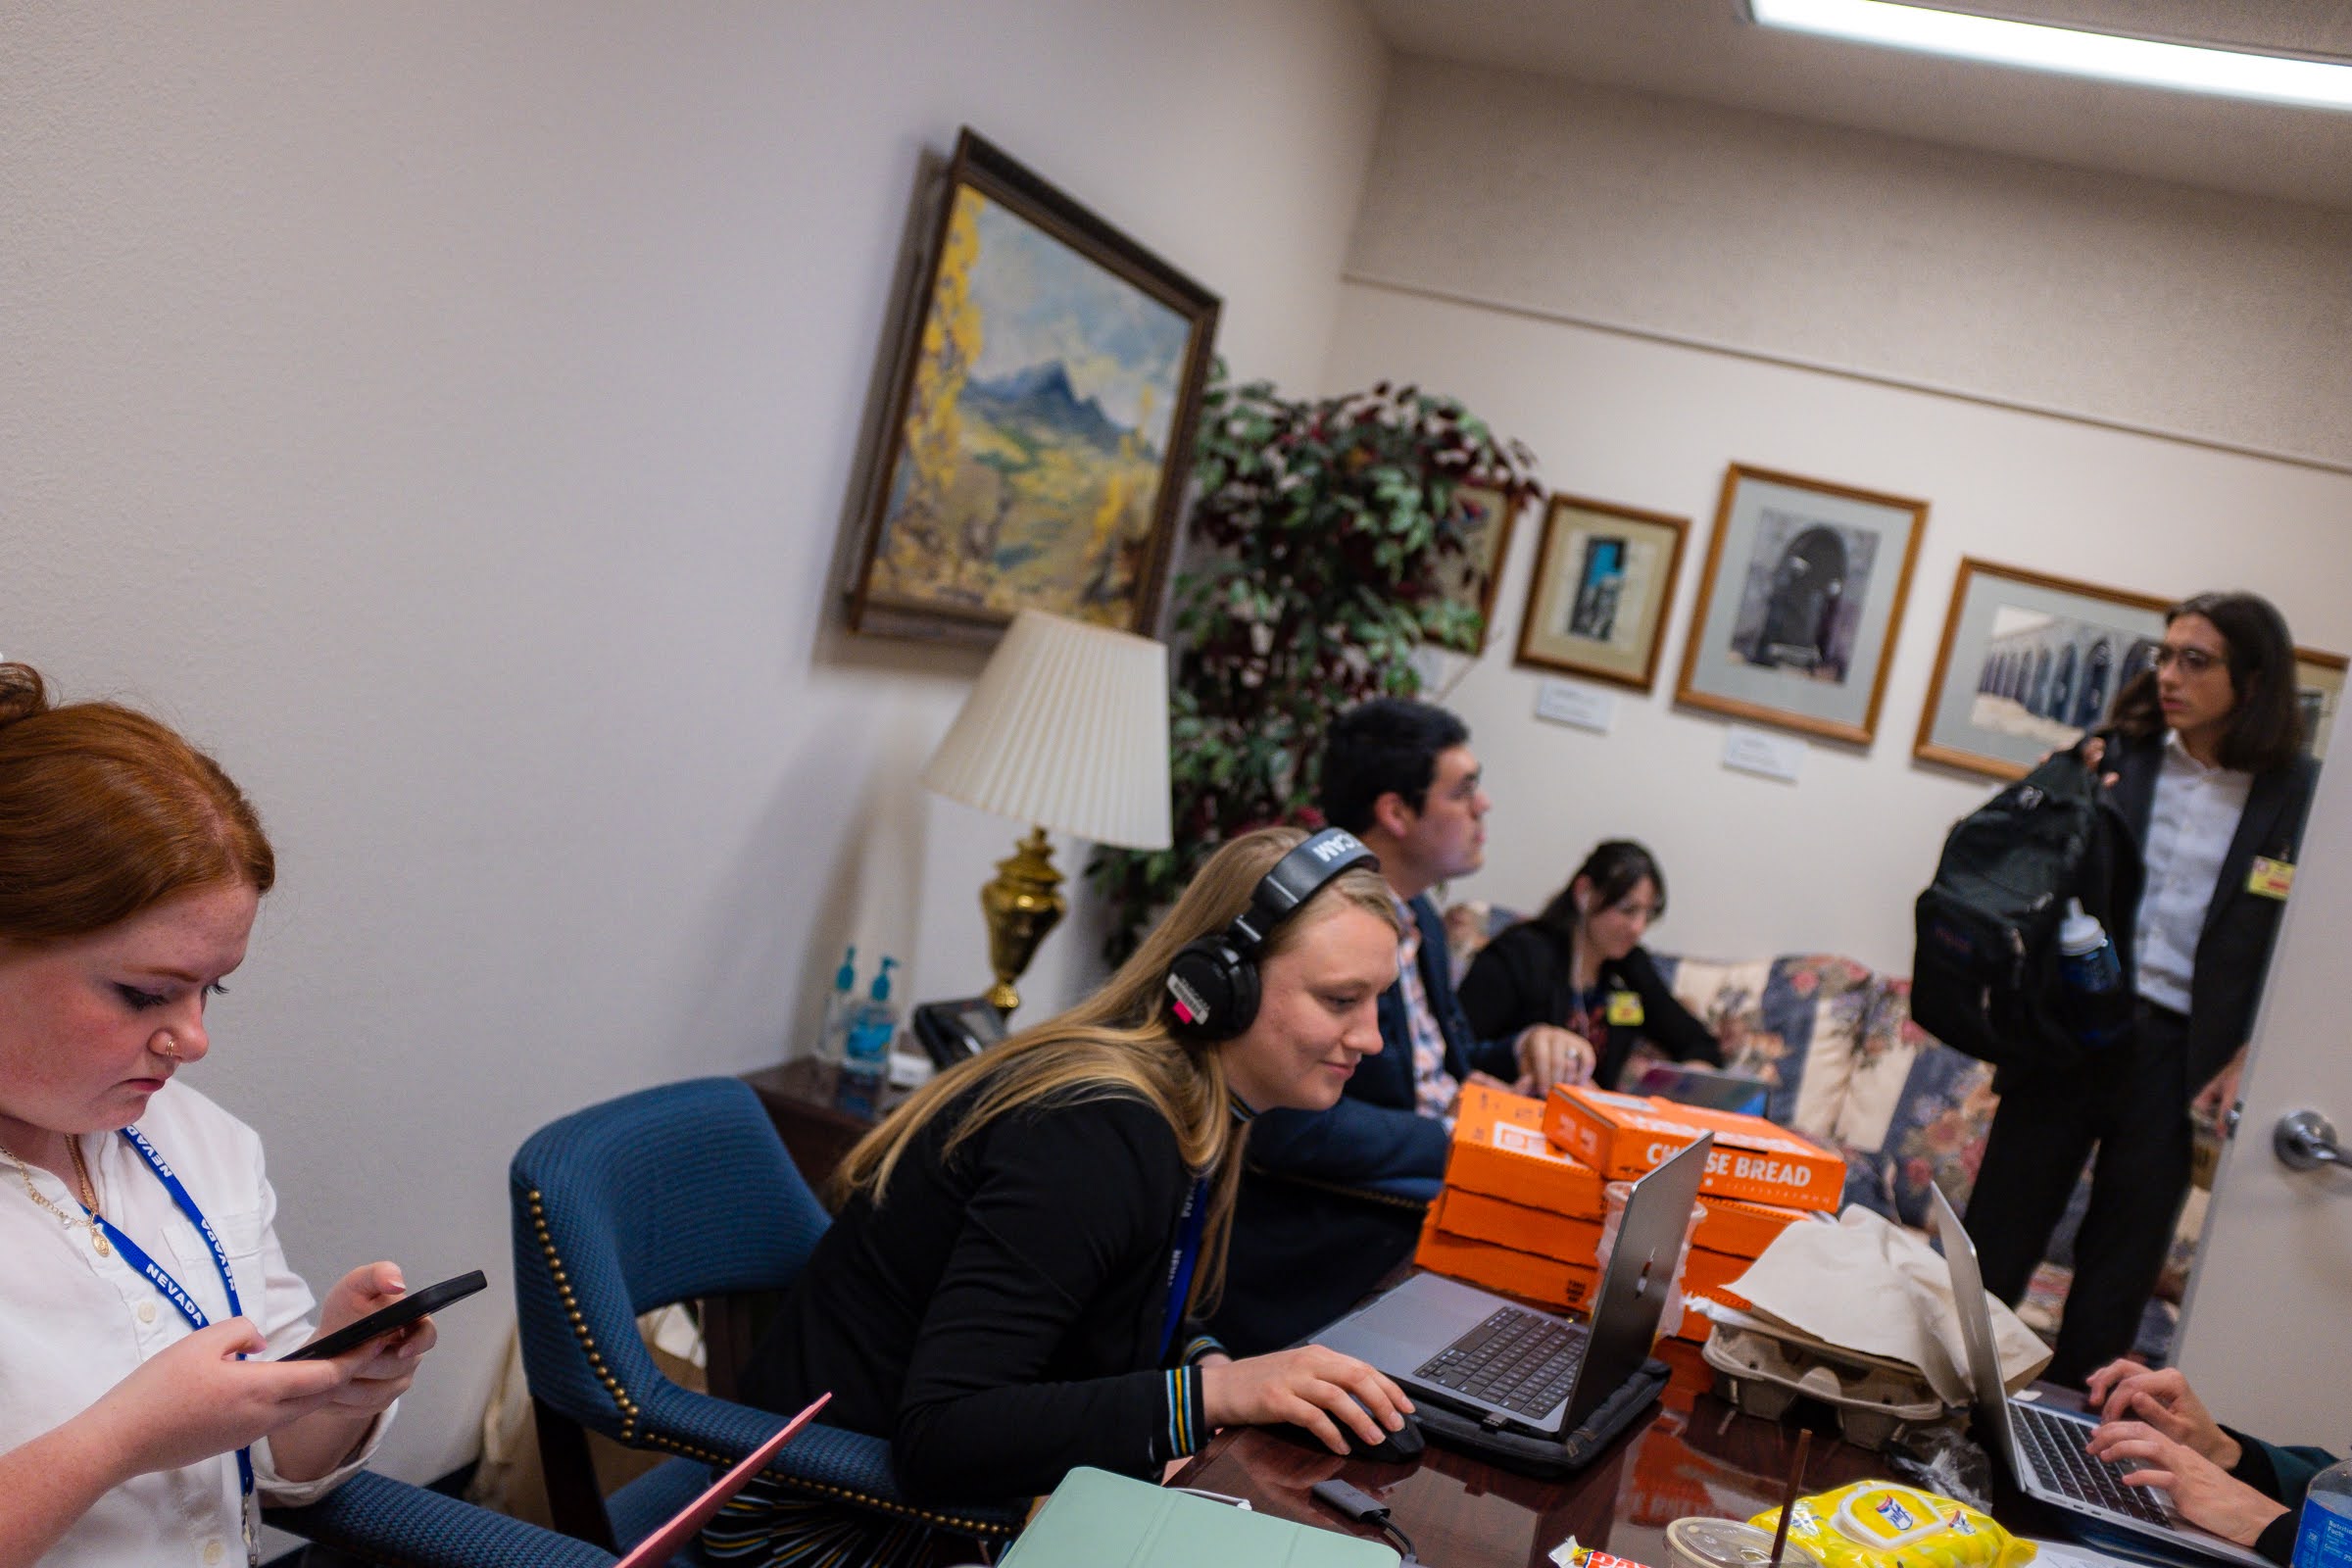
[1413,1081,1842,1340]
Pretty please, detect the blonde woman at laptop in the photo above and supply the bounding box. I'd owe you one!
[0,664,435,1568]
[718,828,1415,1566]
[2083,1359,2337,1565]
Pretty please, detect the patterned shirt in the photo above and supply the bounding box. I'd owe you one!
[1391,892,1461,1119]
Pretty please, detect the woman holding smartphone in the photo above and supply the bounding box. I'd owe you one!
[0,663,435,1568]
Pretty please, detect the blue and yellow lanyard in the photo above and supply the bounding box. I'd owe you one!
[1158,1176,1210,1361]
[76,1126,257,1562]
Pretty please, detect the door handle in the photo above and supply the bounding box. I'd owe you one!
[2274,1109,2349,1173]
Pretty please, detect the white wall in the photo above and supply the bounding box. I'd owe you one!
[1349,60,2352,471]
[1329,284,2352,971]
[2,0,1387,1482]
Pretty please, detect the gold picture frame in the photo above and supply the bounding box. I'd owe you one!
[1513,494,1690,692]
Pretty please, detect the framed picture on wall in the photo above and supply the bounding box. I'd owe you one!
[1914,559,2171,780]
[2295,648,2347,761]
[1674,464,1928,746]
[846,128,1221,642]
[1512,494,1690,691]
[1428,483,1523,656]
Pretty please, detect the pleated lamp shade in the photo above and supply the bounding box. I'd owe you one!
[921,610,1173,851]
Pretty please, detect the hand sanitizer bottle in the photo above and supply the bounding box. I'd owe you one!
[843,956,901,1083]
[819,946,858,1065]
[2293,1456,2352,1568]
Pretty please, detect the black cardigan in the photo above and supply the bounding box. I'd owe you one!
[739,1089,1210,1502]
[1456,922,1722,1090]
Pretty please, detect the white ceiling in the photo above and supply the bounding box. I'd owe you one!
[1360,0,2352,210]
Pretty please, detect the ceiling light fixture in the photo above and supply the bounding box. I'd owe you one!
[1746,0,2352,111]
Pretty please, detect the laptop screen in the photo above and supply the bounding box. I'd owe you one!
[1927,1181,2012,1412]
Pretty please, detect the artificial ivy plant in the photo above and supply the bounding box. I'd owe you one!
[1086,366,1538,963]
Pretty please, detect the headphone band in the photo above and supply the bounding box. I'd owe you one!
[1229,828,1379,952]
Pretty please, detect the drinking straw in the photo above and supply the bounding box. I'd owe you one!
[1768,1429,1812,1568]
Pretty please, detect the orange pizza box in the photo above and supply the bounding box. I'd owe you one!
[1415,1219,1599,1314]
[1435,1186,1604,1266]
[1656,1099,1844,1212]
[1691,1193,1816,1258]
[1446,1081,1606,1219]
[1543,1085,1844,1210]
[1681,1244,1754,1311]
[1543,1084,1709,1179]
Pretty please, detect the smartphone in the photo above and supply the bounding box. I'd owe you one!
[278,1269,488,1362]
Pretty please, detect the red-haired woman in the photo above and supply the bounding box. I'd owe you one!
[0,664,436,1568]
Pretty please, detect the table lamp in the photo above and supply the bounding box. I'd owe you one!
[920,609,1172,1014]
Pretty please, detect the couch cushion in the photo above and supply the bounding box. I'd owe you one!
[1650,954,1873,1144]
[1835,978,2000,1229]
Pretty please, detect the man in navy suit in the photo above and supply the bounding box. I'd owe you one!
[1210,698,1590,1352]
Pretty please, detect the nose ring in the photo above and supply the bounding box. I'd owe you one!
[155,1033,181,1062]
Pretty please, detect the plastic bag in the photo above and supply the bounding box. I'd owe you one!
[1750,1481,2034,1568]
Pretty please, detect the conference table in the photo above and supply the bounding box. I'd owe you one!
[1169,1338,1890,1568]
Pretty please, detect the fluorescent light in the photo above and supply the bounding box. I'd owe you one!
[1748,0,2352,111]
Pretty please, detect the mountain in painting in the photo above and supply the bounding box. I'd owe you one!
[966,361,1146,458]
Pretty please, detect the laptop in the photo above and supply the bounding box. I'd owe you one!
[1927,1184,2269,1568]
[1632,1062,1773,1118]
[613,1392,829,1567]
[1315,1134,1712,1439]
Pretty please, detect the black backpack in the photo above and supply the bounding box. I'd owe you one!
[1911,748,2130,1072]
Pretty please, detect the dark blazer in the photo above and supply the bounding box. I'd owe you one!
[739,1091,1206,1501]
[2103,731,2318,1092]
[1457,922,1723,1090]
[1209,893,1519,1352]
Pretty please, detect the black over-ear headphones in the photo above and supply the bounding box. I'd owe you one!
[1164,828,1381,1040]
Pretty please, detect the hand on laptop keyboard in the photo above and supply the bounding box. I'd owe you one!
[2084,1359,2238,1469]
[2083,1420,2291,1547]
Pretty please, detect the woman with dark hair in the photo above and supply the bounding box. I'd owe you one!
[1965,591,2319,1387]
[1457,840,1721,1091]
[0,664,433,1568]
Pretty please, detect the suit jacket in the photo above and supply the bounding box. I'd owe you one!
[2103,730,2318,1092]
[1457,923,1723,1090]
[1208,893,1519,1352]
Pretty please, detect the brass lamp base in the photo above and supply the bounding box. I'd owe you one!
[981,825,1065,1014]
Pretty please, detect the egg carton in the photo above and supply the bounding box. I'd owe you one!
[1701,1321,1954,1452]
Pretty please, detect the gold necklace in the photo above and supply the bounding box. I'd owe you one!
[0,1135,110,1257]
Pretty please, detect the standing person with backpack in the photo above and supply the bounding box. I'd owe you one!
[1964,592,2318,1387]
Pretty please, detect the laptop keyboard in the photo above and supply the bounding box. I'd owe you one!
[1412,1306,1587,1418]
[2014,1402,2177,1527]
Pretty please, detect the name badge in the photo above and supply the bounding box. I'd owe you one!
[1606,991,1644,1027]
[2249,857,2295,900]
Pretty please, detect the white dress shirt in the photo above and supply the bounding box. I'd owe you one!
[0,1082,387,1568]
[2133,731,2253,1016]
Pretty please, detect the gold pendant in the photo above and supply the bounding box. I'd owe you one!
[92,1230,110,1257]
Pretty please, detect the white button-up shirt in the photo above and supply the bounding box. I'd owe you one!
[2133,732,2253,1016]
[0,1082,386,1567]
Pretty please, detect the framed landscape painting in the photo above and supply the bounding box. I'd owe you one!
[1513,494,1690,692]
[1915,559,2170,780]
[848,129,1220,641]
[1675,465,1928,746]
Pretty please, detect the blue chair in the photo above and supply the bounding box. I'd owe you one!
[508,1077,1024,1558]
[266,1469,623,1567]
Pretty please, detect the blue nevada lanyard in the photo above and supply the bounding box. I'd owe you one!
[1158,1176,1210,1361]
[76,1126,257,1548]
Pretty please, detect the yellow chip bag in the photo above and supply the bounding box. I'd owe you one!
[1750,1482,2034,1568]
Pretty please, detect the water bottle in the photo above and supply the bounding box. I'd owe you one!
[843,956,900,1083]
[2291,1456,2352,1568]
[2056,899,2130,1047]
[818,946,858,1065]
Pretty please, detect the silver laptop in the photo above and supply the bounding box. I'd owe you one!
[1928,1183,2269,1568]
[1315,1134,1712,1438]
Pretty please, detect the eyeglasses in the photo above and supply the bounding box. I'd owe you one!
[2152,645,2225,676]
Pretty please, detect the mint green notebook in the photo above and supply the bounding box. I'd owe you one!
[998,1468,1400,1567]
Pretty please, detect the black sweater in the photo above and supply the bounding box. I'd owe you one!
[1456,923,1721,1090]
[739,1089,1210,1502]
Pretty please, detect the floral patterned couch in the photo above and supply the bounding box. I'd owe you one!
[1443,904,2203,1357]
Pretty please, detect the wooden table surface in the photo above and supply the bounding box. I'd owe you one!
[1170,1340,1890,1568]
